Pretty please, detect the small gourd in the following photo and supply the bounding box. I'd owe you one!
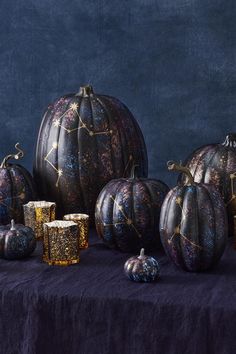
[0,219,36,259]
[124,248,160,282]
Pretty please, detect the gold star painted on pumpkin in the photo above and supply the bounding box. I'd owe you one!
[58,169,63,177]
[70,102,79,111]
[175,197,182,205]
[53,119,60,127]
[52,142,58,149]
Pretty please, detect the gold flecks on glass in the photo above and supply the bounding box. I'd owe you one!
[63,213,89,249]
[43,220,79,266]
[23,201,56,240]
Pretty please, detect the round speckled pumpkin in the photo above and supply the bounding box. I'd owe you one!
[179,134,236,235]
[95,166,169,253]
[0,144,36,225]
[160,161,227,272]
[124,248,160,282]
[0,219,36,259]
[34,85,148,220]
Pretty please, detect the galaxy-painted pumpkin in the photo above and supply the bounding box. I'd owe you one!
[124,248,160,282]
[160,161,227,272]
[34,85,148,219]
[0,143,36,224]
[95,165,169,253]
[0,219,36,259]
[180,134,236,236]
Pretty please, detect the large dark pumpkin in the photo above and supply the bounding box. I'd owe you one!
[34,85,148,219]
[180,134,236,235]
[0,144,36,224]
[95,166,169,253]
[160,162,227,272]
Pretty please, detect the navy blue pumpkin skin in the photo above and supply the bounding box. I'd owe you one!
[95,168,169,253]
[0,220,36,260]
[124,248,160,282]
[160,162,227,272]
[34,85,148,220]
[0,144,36,225]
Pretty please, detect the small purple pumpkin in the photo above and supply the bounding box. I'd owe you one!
[95,165,169,253]
[0,219,36,259]
[160,161,227,272]
[124,248,160,282]
[0,143,36,224]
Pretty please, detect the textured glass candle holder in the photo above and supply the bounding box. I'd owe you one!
[63,213,89,249]
[23,201,56,240]
[43,220,79,266]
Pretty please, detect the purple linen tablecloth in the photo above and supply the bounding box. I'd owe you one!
[0,230,236,354]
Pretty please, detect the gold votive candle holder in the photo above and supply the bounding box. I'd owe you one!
[63,213,89,249]
[23,201,56,240]
[43,220,79,266]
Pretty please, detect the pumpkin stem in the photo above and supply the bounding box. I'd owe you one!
[130,164,139,179]
[222,134,236,148]
[0,143,24,168]
[78,85,94,97]
[139,248,145,258]
[10,219,16,231]
[167,161,194,185]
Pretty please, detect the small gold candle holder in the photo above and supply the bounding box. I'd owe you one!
[23,201,56,240]
[63,213,89,249]
[43,220,79,266]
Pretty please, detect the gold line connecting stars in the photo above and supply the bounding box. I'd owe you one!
[53,102,113,136]
[100,195,142,238]
[227,173,236,206]
[44,142,63,187]
[167,197,203,250]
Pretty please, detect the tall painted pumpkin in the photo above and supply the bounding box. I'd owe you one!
[34,85,148,219]
[160,161,227,272]
[180,134,236,235]
[0,144,36,224]
[95,166,169,253]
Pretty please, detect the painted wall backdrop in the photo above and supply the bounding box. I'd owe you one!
[0,0,235,187]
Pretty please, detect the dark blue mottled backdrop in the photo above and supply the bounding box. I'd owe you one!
[0,0,235,186]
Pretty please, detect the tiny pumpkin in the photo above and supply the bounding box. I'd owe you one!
[124,248,160,282]
[160,161,227,272]
[0,219,36,259]
[0,143,36,224]
[95,165,169,253]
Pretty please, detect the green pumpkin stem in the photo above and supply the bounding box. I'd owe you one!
[131,164,139,179]
[167,161,194,186]
[10,219,16,231]
[0,143,24,168]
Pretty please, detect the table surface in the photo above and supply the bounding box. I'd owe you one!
[0,230,236,354]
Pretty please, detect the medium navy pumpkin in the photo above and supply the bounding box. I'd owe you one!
[124,248,160,282]
[160,161,227,272]
[0,220,36,259]
[0,144,36,224]
[34,85,148,219]
[179,134,236,236]
[95,166,169,253]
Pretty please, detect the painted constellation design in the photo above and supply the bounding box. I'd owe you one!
[44,102,114,187]
[167,197,203,250]
[227,173,236,206]
[99,195,142,238]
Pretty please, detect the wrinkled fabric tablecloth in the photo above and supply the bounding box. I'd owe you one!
[0,230,236,354]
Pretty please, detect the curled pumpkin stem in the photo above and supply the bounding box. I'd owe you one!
[130,164,139,179]
[0,143,24,168]
[167,160,194,186]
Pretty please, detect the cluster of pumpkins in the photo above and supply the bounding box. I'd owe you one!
[0,85,235,273]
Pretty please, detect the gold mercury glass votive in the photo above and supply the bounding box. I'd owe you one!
[43,220,79,266]
[63,213,89,249]
[23,201,56,240]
